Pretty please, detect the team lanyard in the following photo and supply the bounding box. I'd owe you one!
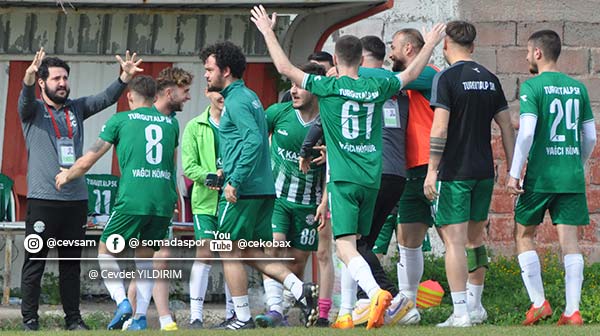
[46,104,73,139]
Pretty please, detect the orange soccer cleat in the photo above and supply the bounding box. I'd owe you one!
[522,300,552,326]
[557,311,583,326]
[366,289,393,330]
[332,314,354,329]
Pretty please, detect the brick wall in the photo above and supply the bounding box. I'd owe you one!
[464,7,600,260]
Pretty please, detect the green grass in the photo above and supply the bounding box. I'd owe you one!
[3,325,600,336]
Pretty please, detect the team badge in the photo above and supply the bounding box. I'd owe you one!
[33,221,45,233]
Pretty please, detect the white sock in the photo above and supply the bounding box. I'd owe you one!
[283,273,304,300]
[134,260,154,316]
[518,250,545,307]
[451,291,468,317]
[347,256,380,299]
[282,289,296,315]
[98,254,127,305]
[339,263,357,316]
[232,295,251,322]
[189,262,211,322]
[225,283,235,319]
[564,254,584,316]
[159,315,174,329]
[397,244,423,302]
[466,282,484,311]
[263,278,284,315]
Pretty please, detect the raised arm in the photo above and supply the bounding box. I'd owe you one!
[397,24,446,88]
[251,5,306,86]
[19,48,46,121]
[55,139,112,190]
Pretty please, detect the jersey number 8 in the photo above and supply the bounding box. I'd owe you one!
[145,124,163,164]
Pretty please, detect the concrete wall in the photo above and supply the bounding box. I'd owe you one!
[325,0,600,260]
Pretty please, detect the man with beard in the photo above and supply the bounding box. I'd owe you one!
[124,67,193,331]
[254,62,326,328]
[18,48,142,331]
[200,41,319,330]
[55,73,181,331]
[507,30,596,326]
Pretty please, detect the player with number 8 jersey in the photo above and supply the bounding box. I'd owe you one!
[99,106,179,217]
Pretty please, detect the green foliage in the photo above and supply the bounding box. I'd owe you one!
[386,253,600,326]
[41,273,61,305]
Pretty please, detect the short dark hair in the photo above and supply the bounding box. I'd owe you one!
[307,51,334,67]
[446,21,477,48]
[335,35,363,66]
[395,28,425,52]
[128,75,156,101]
[360,35,386,61]
[298,62,326,76]
[156,67,193,93]
[200,41,247,79]
[528,30,561,62]
[38,57,70,81]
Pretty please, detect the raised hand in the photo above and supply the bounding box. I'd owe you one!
[116,50,143,83]
[250,5,277,35]
[24,48,46,85]
[423,23,447,47]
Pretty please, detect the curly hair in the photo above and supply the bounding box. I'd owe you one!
[200,41,247,79]
[38,57,70,81]
[156,67,193,92]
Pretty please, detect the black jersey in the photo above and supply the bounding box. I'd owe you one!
[430,61,508,180]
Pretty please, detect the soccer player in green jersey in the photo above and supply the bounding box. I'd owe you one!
[254,62,326,328]
[55,75,180,330]
[200,41,319,330]
[507,30,596,326]
[251,4,445,329]
[183,89,236,328]
[126,67,192,332]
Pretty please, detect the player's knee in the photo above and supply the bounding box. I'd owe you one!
[466,245,489,273]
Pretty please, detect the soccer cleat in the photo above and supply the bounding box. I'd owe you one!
[469,306,488,324]
[297,282,319,327]
[107,298,133,330]
[315,317,330,327]
[385,293,414,325]
[397,307,421,325]
[126,316,147,330]
[352,298,371,325]
[255,310,285,328]
[189,319,203,329]
[214,314,237,329]
[366,289,393,330]
[332,314,354,329]
[216,317,256,330]
[22,318,40,331]
[161,321,179,331]
[522,300,552,326]
[557,311,583,326]
[436,314,472,327]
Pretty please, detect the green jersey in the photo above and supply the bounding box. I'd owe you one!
[520,72,594,193]
[85,174,119,215]
[266,102,323,205]
[301,73,402,188]
[99,106,179,216]
[0,174,14,221]
[208,117,222,169]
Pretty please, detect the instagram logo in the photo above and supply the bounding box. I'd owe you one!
[24,234,44,254]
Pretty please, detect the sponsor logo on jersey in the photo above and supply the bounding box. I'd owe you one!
[277,129,288,136]
[471,67,481,73]
[520,95,528,102]
[277,147,300,162]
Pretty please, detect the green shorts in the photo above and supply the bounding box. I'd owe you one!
[328,181,378,239]
[193,214,218,240]
[272,198,319,251]
[397,174,434,226]
[372,211,397,255]
[101,212,172,251]
[433,178,494,226]
[515,191,589,226]
[218,196,274,242]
